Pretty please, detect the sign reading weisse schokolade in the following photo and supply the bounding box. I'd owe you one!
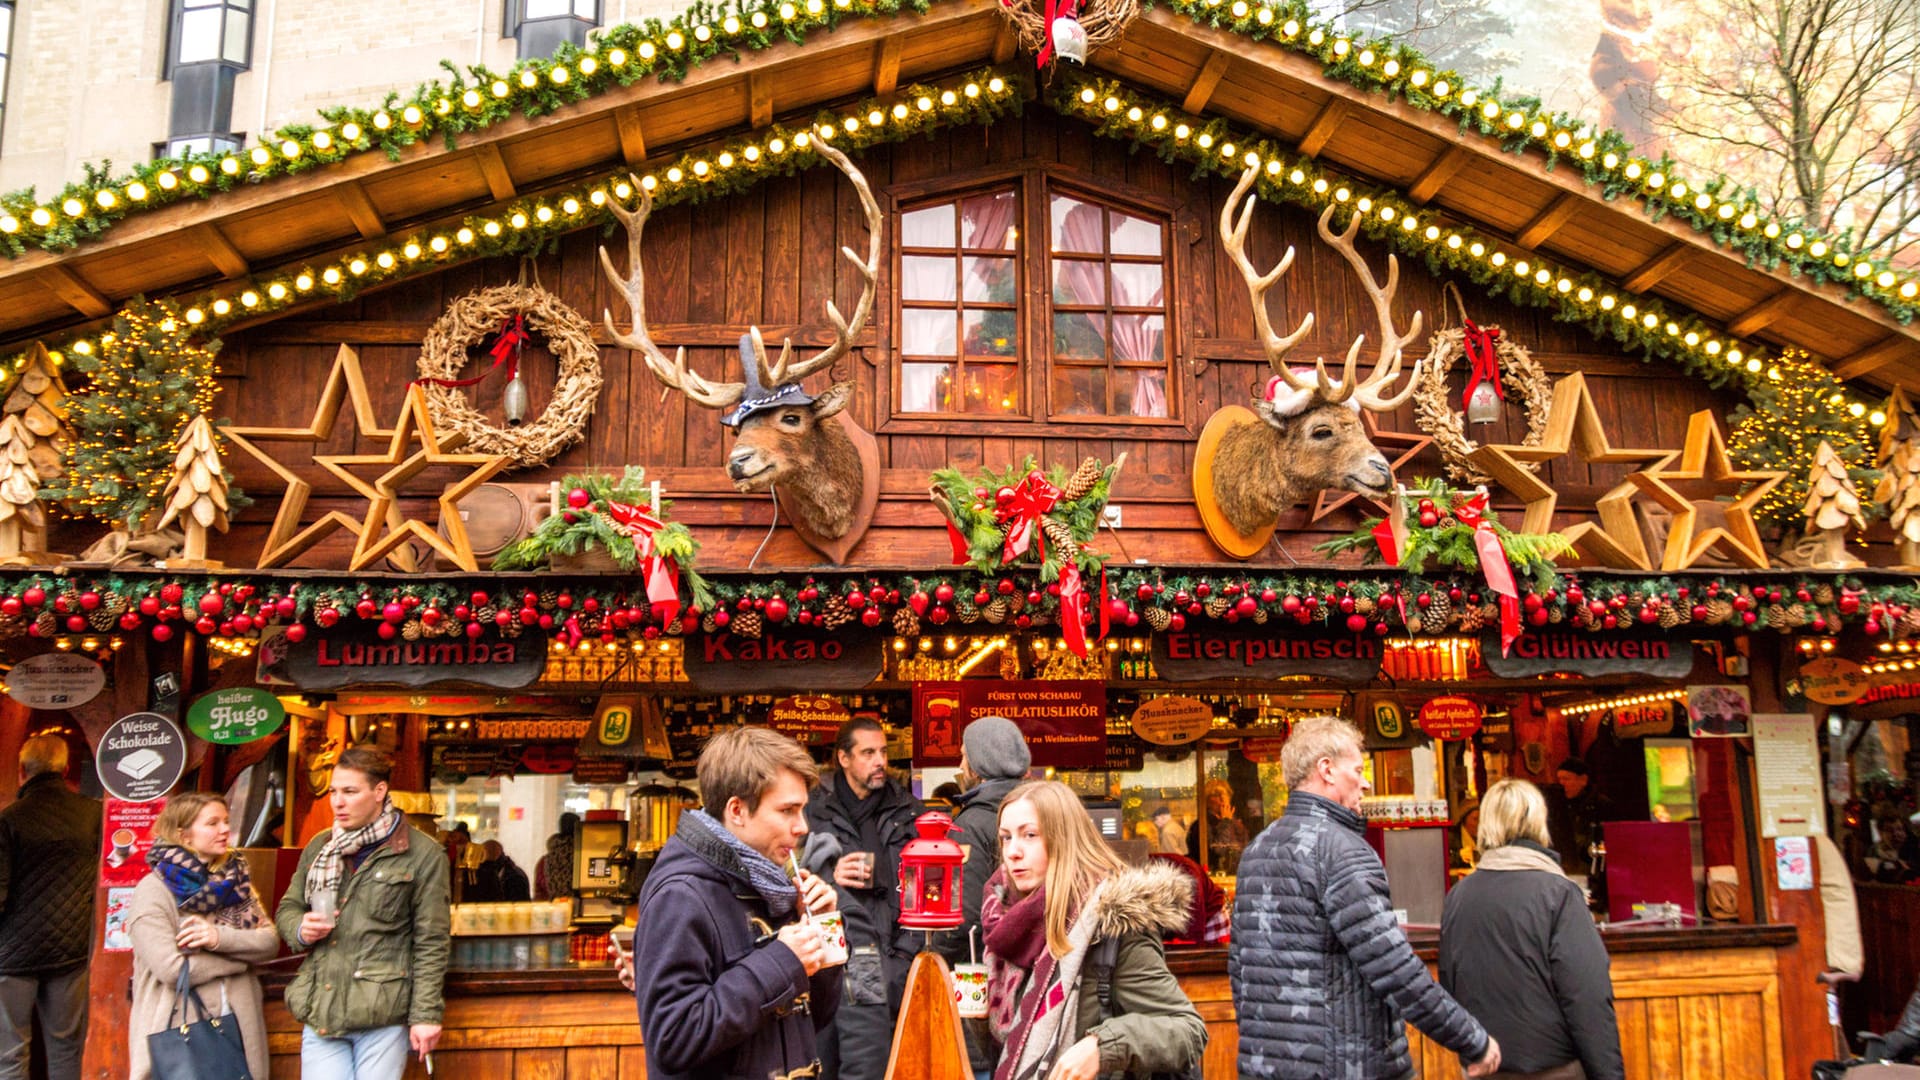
[680,630,884,692]
[258,624,548,691]
[186,687,287,745]
[1129,696,1214,745]
[913,680,1106,768]
[97,712,186,802]
[1481,632,1693,679]
[1151,626,1382,683]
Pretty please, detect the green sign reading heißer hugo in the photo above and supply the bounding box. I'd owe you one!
[186,687,287,745]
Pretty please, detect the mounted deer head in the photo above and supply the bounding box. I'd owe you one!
[601,138,882,544]
[1204,164,1424,539]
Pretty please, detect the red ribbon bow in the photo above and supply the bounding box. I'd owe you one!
[1451,492,1522,655]
[604,500,683,628]
[1032,0,1078,67]
[1460,319,1504,411]
[415,314,529,389]
[998,473,1062,564]
[943,471,1107,657]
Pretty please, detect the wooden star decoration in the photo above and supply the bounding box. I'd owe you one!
[315,383,508,573]
[222,345,398,568]
[1466,372,1674,569]
[1628,409,1787,571]
[1308,411,1438,523]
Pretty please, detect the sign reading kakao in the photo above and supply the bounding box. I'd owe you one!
[186,687,286,745]
[259,623,547,691]
[681,630,884,692]
[1417,696,1483,741]
[97,712,186,802]
[1797,657,1870,705]
[914,680,1106,768]
[1151,626,1382,683]
[769,695,852,746]
[7,653,106,709]
[1129,696,1214,745]
[1482,632,1693,679]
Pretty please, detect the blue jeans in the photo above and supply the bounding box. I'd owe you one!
[301,1025,409,1080]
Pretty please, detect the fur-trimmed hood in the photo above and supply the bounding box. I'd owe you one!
[1085,859,1195,941]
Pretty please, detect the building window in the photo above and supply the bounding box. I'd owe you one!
[898,188,1021,415]
[170,0,252,71]
[0,2,12,154]
[1047,192,1170,418]
[157,134,242,160]
[509,0,600,59]
[164,0,251,160]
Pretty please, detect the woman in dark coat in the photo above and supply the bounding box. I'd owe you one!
[1440,779,1625,1080]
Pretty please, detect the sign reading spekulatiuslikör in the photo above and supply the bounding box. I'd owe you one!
[913,680,1106,768]
[1151,626,1382,683]
[186,686,287,744]
[1481,632,1693,679]
[258,624,547,691]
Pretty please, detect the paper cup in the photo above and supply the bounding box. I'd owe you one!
[951,963,989,1018]
[813,910,848,967]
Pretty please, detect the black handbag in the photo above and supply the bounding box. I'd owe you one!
[146,956,252,1080]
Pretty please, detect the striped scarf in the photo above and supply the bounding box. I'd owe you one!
[304,798,403,912]
[982,868,1110,1080]
[146,842,267,929]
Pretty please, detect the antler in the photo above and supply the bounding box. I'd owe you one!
[1315,205,1425,412]
[1219,165,1314,387]
[747,136,884,389]
[600,179,746,411]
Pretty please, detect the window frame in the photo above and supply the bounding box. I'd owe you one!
[0,1,12,156]
[881,161,1192,437]
[165,0,253,77]
[1042,182,1178,423]
[505,0,601,58]
[894,180,1027,420]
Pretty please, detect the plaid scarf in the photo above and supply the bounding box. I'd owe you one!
[304,798,403,912]
[146,842,267,929]
[981,868,1109,1080]
[678,808,800,916]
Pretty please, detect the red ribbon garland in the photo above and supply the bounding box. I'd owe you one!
[604,500,684,628]
[414,314,529,389]
[1451,492,1522,655]
[1459,318,1504,411]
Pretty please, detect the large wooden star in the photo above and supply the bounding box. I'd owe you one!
[1466,372,1674,569]
[1628,409,1786,570]
[222,345,397,568]
[315,383,508,573]
[1308,411,1438,523]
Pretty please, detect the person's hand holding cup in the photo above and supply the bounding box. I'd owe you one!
[833,851,874,890]
[301,891,337,947]
[795,868,838,916]
[776,920,828,976]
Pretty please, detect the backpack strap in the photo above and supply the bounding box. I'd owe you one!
[1088,935,1123,1018]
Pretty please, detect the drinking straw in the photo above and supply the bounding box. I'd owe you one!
[969,925,978,965]
[787,850,817,925]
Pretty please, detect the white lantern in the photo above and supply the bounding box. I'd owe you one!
[1051,15,1088,64]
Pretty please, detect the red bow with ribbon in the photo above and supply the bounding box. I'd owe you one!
[942,471,1108,657]
[415,314,530,389]
[999,472,1061,563]
[604,500,683,628]
[1460,318,1504,411]
[1029,0,1079,67]
[1451,492,1522,655]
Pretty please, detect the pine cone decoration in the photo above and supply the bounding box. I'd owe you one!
[702,612,721,633]
[33,611,54,637]
[984,597,1012,624]
[1548,605,1566,624]
[819,596,855,630]
[402,620,424,641]
[1814,584,1836,605]
[1657,603,1682,629]
[1353,596,1377,616]
[1142,606,1171,631]
[892,607,921,636]
[1251,607,1270,624]
[475,604,498,625]
[1900,608,1920,636]
[499,618,522,638]
[1041,518,1079,554]
[103,594,128,617]
[953,597,980,623]
[1704,598,1734,623]
[1422,595,1453,629]
[1457,607,1486,633]
[88,609,117,631]
[1205,595,1231,619]
[1765,605,1789,629]
[731,610,764,638]
[538,589,559,607]
[1059,457,1104,502]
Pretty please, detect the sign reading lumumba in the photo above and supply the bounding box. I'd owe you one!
[258,624,548,691]
[1151,626,1382,683]
[1480,632,1693,679]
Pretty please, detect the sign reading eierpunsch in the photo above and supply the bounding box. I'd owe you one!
[1481,632,1692,679]
[681,630,883,693]
[1151,626,1382,683]
[258,624,547,691]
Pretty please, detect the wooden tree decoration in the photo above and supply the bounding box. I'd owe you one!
[4,343,73,483]
[154,415,230,567]
[1802,440,1866,569]
[1874,387,1920,568]
[0,415,45,564]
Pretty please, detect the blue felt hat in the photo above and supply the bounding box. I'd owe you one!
[721,332,815,427]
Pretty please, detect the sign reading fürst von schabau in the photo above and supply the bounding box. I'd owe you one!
[258,623,548,691]
[1481,632,1693,679]
[1151,626,1382,684]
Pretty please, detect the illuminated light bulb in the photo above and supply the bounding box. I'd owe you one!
[1809,239,1829,257]
[1643,313,1659,329]
[267,282,288,301]
[94,190,117,209]
[1401,215,1417,232]
[1282,17,1299,34]
[561,197,580,214]
[484,220,503,236]
[1289,168,1306,184]
[1514,259,1530,276]
[0,216,16,233]
[296,272,315,290]
[1876,270,1895,288]
[239,290,260,308]
[666,166,684,183]
[1357,48,1374,65]
[1527,119,1546,137]
[1552,130,1569,148]
[434,98,452,115]
[615,180,633,197]
[1410,69,1429,87]
[917,95,935,112]
[376,252,396,269]
[1447,234,1462,249]
[843,117,859,133]
[247,146,270,167]
[551,65,571,84]
[1620,303,1636,319]
[341,121,363,141]
[940,90,957,105]
[1434,79,1451,97]
[722,15,740,33]
[608,48,627,66]
[509,211,528,229]
[348,258,368,276]
[1256,6,1273,24]
[780,1,797,17]
[1850,401,1867,418]
[462,89,482,108]
[61,197,84,217]
[456,227,475,244]
[429,236,449,253]
[1332,38,1349,56]
[1873,410,1888,426]
[1357,197,1373,213]
[1556,278,1572,293]
[1220,141,1236,158]
[751,11,767,27]
[220,156,242,175]
[666,30,685,48]
[743,146,760,162]
[1196,132,1214,148]
[1902,282,1919,299]
[312,131,333,151]
[521,70,540,88]
[1230,0,1247,16]
[186,308,206,325]
[1469,241,1485,257]
[1787,233,1805,249]
[534,206,553,224]
[1333,186,1350,201]
[1382,58,1400,77]
[1646,171,1665,188]
[1481,101,1499,119]
[372,111,393,130]
[638,42,656,60]
[1578,141,1594,158]
[211,298,232,316]
[401,105,423,125]
[157,171,178,190]
[1312,178,1328,194]
[989,76,1006,93]
[894,103,911,121]
[1746,357,1763,374]
[1623,161,1642,180]
[1174,123,1190,139]
[1854,261,1873,279]
[1718,203,1735,220]
[691,25,710,42]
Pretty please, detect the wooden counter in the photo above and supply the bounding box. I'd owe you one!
[262,924,1797,1079]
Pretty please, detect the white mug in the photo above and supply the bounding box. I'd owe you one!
[812,911,848,967]
[951,963,989,1019]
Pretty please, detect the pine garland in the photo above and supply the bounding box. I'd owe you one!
[492,466,713,613]
[930,455,1118,582]
[1314,477,1571,591]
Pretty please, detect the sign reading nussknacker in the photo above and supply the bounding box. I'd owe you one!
[6,653,106,709]
[1151,627,1382,683]
[1481,632,1692,679]
[258,624,547,691]
[97,712,186,802]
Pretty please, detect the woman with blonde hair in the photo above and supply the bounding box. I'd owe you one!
[1440,779,1624,1080]
[981,780,1205,1080]
[129,792,280,1079]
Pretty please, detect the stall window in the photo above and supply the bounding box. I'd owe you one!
[898,188,1021,415]
[1047,192,1171,419]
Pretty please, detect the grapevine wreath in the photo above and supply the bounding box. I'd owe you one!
[1412,318,1553,486]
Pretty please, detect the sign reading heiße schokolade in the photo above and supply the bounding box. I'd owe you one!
[1151,625,1383,684]
[1480,631,1693,679]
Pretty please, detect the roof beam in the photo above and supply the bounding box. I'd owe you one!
[1834,336,1910,381]
[748,75,774,129]
[1516,193,1581,250]
[1407,145,1469,206]
[39,266,111,318]
[1296,98,1350,159]
[194,223,250,279]
[472,143,518,202]
[991,20,1018,64]
[333,181,387,240]
[1182,50,1233,115]
[873,36,903,95]
[1725,289,1797,338]
[615,104,649,166]
[1621,244,1691,294]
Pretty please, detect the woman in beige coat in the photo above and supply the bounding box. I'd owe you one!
[129,792,280,1079]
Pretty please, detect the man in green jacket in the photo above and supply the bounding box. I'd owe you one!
[275,746,449,1080]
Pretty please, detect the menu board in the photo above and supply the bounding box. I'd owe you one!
[1752,713,1823,837]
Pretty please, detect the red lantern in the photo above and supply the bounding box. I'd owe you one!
[896,812,964,930]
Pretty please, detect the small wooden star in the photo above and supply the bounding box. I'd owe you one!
[1466,372,1674,569]
[1628,409,1786,571]
[1308,411,1437,523]
[315,383,508,573]
[222,345,397,568]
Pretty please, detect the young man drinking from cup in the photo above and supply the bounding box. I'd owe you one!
[632,726,842,1080]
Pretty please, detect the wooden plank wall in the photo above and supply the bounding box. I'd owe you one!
[201,110,1739,571]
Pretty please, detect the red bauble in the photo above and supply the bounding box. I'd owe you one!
[78,591,101,611]
[995,486,1016,507]
[315,607,340,628]
[1026,591,1045,607]
[928,606,951,625]
[714,610,731,628]
[997,579,1017,596]
[1260,588,1278,603]
[1168,613,1186,632]
[1282,595,1303,613]
[1015,614,1033,628]
[494,609,513,628]
[196,591,223,615]
[284,623,308,643]
[21,586,46,608]
[377,621,398,640]
[582,597,599,613]
[539,614,556,631]
[556,592,575,610]
[845,591,867,610]
[1235,596,1257,616]
[1194,582,1211,598]
[158,583,183,605]
[1418,511,1440,528]
[276,596,297,619]
[908,591,931,615]
[470,590,491,608]
[1565,586,1584,605]
[0,598,17,617]
[515,606,536,625]
[1346,614,1368,633]
[765,597,789,623]
[195,616,218,635]
[354,598,377,620]
[119,612,142,630]
[1865,618,1883,636]
[1137,583,1155,601]
[65,615,85,632]
[466,622,485,639]
[933,583,956,604]
[1691,604,1710,621]
[151,624,175,642]
[568,487,592,509]
[1108,599,1133,621]
[861,608,883,627]
[232,614,254,634]
[421,607,443,627]
[1528,608,1550,627]
[383,602,406,623]
[975,590,992,607]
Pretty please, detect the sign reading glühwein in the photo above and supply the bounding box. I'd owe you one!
[1151,627,1382,683]
[259,624,547,691]
[1481,632,1692,679]
[913,680,1106,768]
[681,630,884,692]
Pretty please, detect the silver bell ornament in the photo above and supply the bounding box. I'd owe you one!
[1051,15,1088,64]
[1465,380,1502,425]
[502,367,530,427]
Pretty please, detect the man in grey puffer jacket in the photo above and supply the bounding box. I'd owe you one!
[1231,717,1500,1080]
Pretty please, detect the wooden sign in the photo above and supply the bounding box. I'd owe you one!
[333,692,584,716]
[1152,626,1382,684]
[259,623,548,691]
[1798,657,1869,705]
[1243,736,1289,764]
[97,712,186,802]
[472,718,591,741]
[681,630,883,693]
[1611,700,1676,738]
[913,680,1106,768]
[1129,696,1214,746]
[769,695,852,746]
[1482,632,1693,679]
[520,744,578,774]
[7,653,106,709]
[186,687,287,745]
[1417,696,1483,741]
[573,757,633,784]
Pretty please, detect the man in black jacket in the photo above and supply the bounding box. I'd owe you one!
[803,717,922,1080]
[0,735,102,1080]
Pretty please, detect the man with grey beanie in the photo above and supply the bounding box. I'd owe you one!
[931,716,1030,1078]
